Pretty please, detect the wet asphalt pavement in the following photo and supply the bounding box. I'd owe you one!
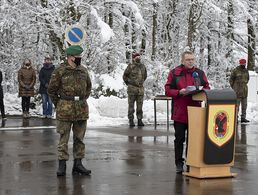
[0,117,257,195]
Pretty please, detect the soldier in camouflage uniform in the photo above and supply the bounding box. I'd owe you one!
[229,58,250,123]
[123,53,147,127]
[48,45,92,176]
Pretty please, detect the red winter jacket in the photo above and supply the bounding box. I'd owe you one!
[164,65,210,124]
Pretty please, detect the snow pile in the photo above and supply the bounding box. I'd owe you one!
[4,93,257,127]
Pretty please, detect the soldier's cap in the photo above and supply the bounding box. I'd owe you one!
[239,59,246,65]
[65,45,83,56]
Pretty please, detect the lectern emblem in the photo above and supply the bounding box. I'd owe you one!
[215,112,227,138]
[207,104,236,147]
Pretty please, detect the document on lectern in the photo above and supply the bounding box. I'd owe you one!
[184,86,203,96]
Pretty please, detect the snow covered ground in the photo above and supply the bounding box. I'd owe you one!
[3,93,258,127]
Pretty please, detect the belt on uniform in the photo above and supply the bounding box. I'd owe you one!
[60,95,86,101]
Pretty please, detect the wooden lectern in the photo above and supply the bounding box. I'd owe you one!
[184,89,237,179]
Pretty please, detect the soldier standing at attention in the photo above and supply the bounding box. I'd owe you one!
[123,53,147,127]
[48,45,92,176]
[229,58,250,123]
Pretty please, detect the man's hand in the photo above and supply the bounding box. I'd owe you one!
[179,88,187,95]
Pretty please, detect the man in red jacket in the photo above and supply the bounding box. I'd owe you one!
[164,51,210,174]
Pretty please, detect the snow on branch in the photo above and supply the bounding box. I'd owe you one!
[90,6,114,44]
[105,0,144,27]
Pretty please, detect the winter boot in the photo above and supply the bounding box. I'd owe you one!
[241,118,250,123]
[72,159,91,175]
[176,162,184,174]
[129,119,135,127]
[22,112,27,118]
[137,119,144,126]
[56,160,66,176]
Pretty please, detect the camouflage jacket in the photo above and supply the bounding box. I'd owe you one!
[123,62,147,95]
[229,65,249,98]
[48,62,92,121]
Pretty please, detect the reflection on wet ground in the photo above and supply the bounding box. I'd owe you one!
[0,118,257,194]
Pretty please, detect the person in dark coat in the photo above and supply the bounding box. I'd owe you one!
[164,51,210,174]
[39,55,55,118]
[18,59,36,118]
[0,70,6,120]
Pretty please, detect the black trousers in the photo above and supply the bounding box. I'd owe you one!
[22,97,31,112]
[0,98,5,118]
[174,121,188,165]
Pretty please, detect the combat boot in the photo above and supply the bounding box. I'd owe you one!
[129,119,135,127]
[22,112,27,118]
[241,118,250,123]
[56,160,66,176]
[138,119,144,126]
[72,159,91,175]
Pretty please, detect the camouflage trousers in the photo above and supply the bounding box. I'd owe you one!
[56,120,87,160]
[128,95,144,120]
[237,97,247,119]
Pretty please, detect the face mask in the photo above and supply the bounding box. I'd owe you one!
[240,65,245,69]
[135,58,141,63]
[74,57,81,66]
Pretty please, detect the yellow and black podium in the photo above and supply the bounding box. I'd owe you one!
[184,89,237,178]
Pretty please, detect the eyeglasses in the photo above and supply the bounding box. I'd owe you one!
[185,58,195,61]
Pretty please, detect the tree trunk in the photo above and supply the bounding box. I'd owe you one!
[187,0,203,51]
[151,2,158,60]
[226,0,234,58]
[141,29,146,54]
[131,15,137,52]
[122,6,131,63]
[247,18,255,70]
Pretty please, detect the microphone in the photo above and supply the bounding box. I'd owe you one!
[192,71,200,90]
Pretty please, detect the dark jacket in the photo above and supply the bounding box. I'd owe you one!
[164,65,210,124]
[48,62,92,121]
[18,65,36,97]
[39,64,55,94]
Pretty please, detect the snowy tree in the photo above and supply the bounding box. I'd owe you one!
[0,0,257,98]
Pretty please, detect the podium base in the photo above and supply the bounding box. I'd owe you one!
[183,166,237,179]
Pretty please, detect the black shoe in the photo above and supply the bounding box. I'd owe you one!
[186,165,190,172]
[137,119,144,126]
[241,118,250,123]
[176,163,184,174]
[72,159,91,176]
[57,160,66,176]
[129,119,135,127]
[136,136,142,142]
